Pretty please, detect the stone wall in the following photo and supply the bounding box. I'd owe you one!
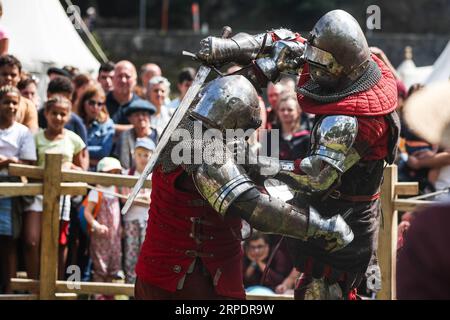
[95,28,449,87]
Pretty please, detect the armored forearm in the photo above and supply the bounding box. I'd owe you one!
[228,188,353,252]
[229,187,309,238]
[275,148,361,193]
[197,31,274,66]
[192,159,353,251]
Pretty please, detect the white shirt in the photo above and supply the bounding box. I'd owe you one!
[123,170,151,223]
[150,104,172,136]
[0,122,36,175]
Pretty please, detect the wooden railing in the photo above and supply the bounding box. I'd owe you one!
[0,153,437,300]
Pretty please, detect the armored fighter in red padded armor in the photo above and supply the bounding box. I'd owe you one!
[135,9,399,300]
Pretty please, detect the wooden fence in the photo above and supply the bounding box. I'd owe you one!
[0,152,436,300]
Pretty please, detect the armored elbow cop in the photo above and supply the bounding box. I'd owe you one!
[300,115,358,176]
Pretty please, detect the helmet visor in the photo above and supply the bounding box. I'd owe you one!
[304,43,343,75]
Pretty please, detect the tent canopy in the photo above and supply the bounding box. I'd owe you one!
[2,0,100,74]
[424,40,450,85]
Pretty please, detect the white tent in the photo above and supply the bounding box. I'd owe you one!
[2,0,100,75]
[396,46,433,90]
[397,59,433,90]
[424,40,450,84]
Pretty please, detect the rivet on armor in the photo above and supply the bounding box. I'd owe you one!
[173,265,182,273]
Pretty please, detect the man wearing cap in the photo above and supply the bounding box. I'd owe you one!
[113,99,158,169]
[193,9,400,299]
[47,67,73,80]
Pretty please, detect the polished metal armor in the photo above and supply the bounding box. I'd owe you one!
[301,115,358,175]
[193,158,255,215]
[190,75,261,131]
[193,157,354,251]
[197,28,297,66]
[304,9,372,89]
[176,23,357,254]
[256,40,305,82]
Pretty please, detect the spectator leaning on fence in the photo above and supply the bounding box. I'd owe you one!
[0,85,36,293]
[77,84,115,171]
[29,96,88,280]
[243,232,294,294]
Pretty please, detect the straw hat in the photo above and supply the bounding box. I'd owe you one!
[403,81,450,148]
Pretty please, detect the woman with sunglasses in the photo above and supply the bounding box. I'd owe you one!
[78,85,115,171]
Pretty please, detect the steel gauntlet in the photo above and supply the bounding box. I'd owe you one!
[255,40,306,82]
[307,207,354,252]
[196,28,298,66]
[197,32,273,66]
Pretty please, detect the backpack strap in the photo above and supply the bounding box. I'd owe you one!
[92,191,103,220]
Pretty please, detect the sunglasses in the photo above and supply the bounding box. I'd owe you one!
[88,99,105,107]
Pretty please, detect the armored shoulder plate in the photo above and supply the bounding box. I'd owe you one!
[301,115,358,174]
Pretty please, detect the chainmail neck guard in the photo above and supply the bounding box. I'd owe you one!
[297,60,382,103]
[156,115,238,175]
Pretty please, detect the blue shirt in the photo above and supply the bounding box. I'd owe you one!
[86,118,115,165]
[106,92,140,125]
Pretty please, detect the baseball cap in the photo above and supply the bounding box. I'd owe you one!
[97,157,123,173]
[135,138,156,152]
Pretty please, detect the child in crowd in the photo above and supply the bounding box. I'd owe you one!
[122,138,155,284]
[84,157,122,299]
[0,85,36,293]
[25,96,88,280]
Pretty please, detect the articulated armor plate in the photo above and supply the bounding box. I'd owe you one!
[304,9,372,90]
[197,28,295,66]
[256,40,305,82]
[190,75,261,131]
[193,158,255,216]
[301,115,358,175]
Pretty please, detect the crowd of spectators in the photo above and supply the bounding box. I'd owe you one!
[0,4,448,298]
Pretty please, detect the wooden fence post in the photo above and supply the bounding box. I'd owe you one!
[378,165,398,300]
[39,152,62,300]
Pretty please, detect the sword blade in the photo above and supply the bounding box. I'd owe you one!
[121,65,211,214]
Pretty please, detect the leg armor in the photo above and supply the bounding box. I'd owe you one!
[295,275,344,300]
